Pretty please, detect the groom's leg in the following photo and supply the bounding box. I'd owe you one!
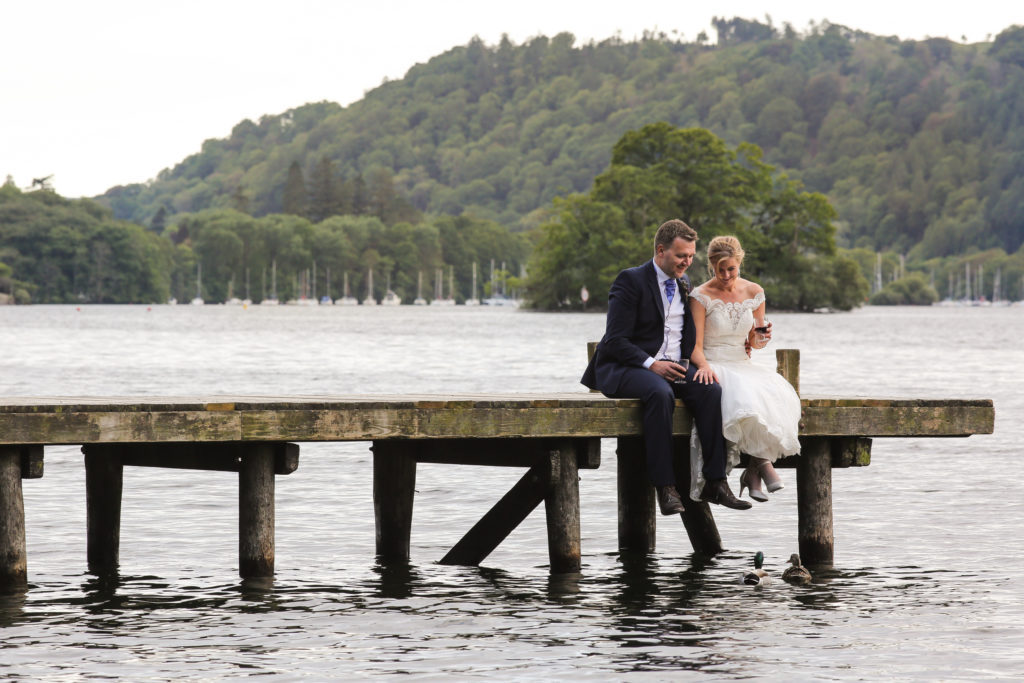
[674,369,727,480]
[608,367,676,486]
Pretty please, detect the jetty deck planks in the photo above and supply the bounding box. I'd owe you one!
[0,350,995,590]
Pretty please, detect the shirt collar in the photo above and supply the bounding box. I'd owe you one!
[652,259,674,284]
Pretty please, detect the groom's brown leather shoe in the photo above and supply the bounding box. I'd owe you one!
[700,478,752,510]
[656,485,685,515]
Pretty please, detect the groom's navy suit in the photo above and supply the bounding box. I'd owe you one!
[581,260,727,488]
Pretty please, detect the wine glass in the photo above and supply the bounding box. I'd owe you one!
[753,318,771,346]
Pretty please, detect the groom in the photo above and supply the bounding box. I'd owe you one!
[581,219,750,513]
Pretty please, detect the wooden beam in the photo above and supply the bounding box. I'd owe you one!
[440,452,556,567]
[117,442,299,475]
[19,446,43,479]
[414,437,599,469]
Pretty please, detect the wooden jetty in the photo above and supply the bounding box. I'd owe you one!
[0,350,994,591]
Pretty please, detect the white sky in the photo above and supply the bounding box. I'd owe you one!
[1,1,1019,199]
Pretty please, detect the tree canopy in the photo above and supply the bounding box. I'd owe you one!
[527,123,868,311]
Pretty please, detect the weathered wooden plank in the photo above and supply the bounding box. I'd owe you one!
[0,447,28,590]
[0,411,241,445]
[440,453,555,567]
[800,403,993,436]
[0,395,993,445]
[414,438,600,469]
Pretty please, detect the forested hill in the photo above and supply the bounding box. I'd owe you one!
[99,20,1024,260]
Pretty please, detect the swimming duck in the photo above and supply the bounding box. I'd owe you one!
[742,551,772,586]
[781,553,813,585]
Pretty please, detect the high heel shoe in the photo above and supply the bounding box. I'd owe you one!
[756,460,784,493]
[739,469,769,502]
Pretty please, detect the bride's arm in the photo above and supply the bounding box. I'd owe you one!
[748,291,770,350]
[688,296,720,385]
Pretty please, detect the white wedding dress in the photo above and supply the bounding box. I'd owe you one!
[687,289,801,500]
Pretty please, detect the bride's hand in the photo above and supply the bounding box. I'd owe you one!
[693,366,718,385]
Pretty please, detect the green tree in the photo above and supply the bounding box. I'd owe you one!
[528,123,865,310]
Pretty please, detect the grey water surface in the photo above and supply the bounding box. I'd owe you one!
[0,304,1021,680]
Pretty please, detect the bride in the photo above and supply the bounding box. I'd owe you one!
[686,235,801,502]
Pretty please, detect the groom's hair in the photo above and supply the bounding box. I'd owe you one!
[654,219,698,251]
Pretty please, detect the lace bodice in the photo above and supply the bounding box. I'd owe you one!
[690,290,765,362]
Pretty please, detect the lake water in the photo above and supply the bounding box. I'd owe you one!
[0,304,1021,680]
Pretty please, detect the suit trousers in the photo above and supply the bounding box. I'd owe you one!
[607,365,727,487]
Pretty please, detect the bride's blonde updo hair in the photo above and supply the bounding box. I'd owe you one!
[706,235,745,276]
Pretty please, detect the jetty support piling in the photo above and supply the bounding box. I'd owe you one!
[673,436,724,555]
[372,441,418,563]
[239,445,276,578]
[616,436,656,553]
[544,439,582,573]
[796,436,834,568]
[83,446,124,574]
[82,442,298,579]
[0,447,28,591]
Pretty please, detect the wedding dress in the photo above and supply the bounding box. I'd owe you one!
[687,289,801,500]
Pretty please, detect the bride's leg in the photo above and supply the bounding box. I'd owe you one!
[755,458,784,493]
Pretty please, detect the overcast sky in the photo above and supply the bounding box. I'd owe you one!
[2,1,1019,199]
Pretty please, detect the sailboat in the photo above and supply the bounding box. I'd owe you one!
[335,272,358,305]
[430,267,454,306]
[363,269,377,306]
[261,259,280,305]
[464,262,480,306]
[381,273,401,306]
[242,267,252,306]
[225,275,242,305]
[482,259,517,306]
[413,271,427,306]
[320,267,334,305]
[191,263,204,305]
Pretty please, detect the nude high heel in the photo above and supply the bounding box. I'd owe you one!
[739,468,769,502]
[756,459,784,493]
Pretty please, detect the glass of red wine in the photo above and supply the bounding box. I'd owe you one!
[754,318,771,346]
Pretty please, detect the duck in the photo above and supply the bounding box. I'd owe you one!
[742,551,772,586]
[781,553,813,585]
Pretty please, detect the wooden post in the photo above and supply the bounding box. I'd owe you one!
[776,348,800,393]
[83,446,124,574]
[616,437,656,553]
[797,436,833,568]
[239,445,275,578]
[373,441,417,563]
[544,440,581,573]
[673,436,724,555]
[0,447,27,591]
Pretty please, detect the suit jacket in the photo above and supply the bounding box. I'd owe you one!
[581,260,694,395]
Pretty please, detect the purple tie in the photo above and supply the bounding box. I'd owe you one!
[664,279,676,304]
